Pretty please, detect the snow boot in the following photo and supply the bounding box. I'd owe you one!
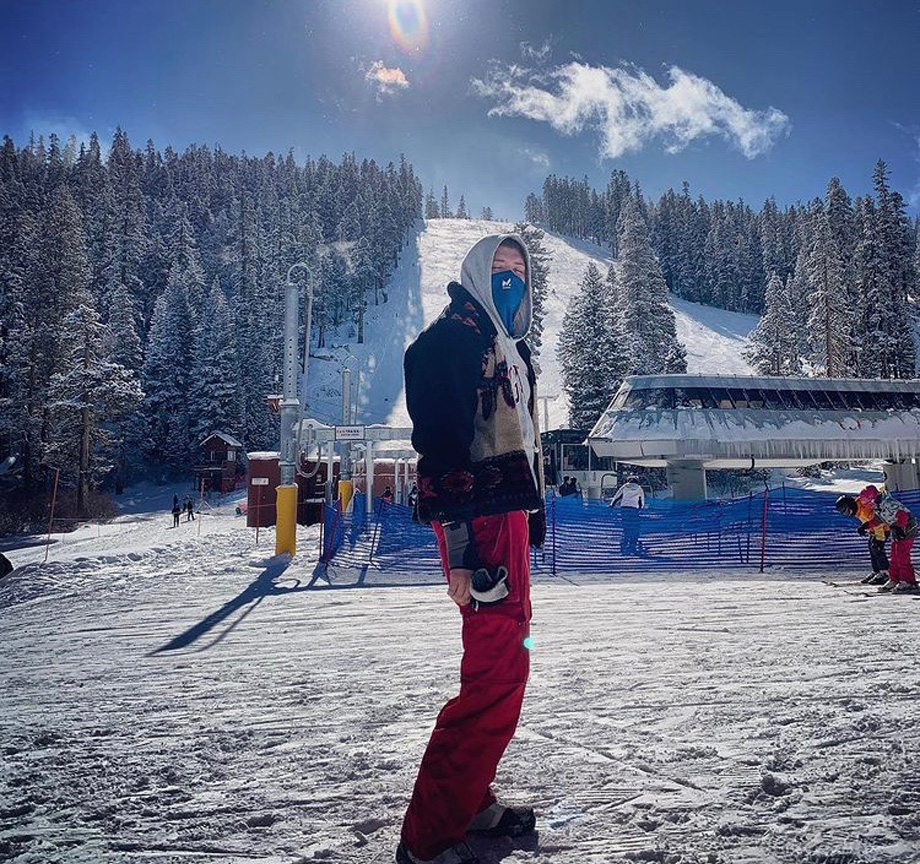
[395,841,478,864]
[892,581,919,594]
[861,571,881,584]
[878,578,899,593]
[871,571,890,585]
[467,803,536,839]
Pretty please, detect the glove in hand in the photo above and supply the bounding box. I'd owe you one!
[529,508,546,549]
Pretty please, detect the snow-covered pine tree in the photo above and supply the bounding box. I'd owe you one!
[105,282,143,372]
[424,188,439,219]
[481,206,494,221]
[456,195,468,219]
[45,297,143,511]
[558,263,628,430]
[743,274,802,376]
[523,193,542,225]
[615,197,687,375]
[139,268,194,474]
[189,279,240,446]
[512,221,552,361]
[804,200,851,377]
[440,185,451,219]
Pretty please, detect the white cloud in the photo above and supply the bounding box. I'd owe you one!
[472,60,791,160]
[364,61,410,97]
[522,146,550,169]
[520,40,552,62]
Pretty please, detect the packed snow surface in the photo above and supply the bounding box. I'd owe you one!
[3,490,919,863]
[307,219,758,431]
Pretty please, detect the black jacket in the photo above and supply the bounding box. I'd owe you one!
[405,283,545,530]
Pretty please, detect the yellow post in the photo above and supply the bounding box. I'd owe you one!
[339,478,354,514]
[275,484,298,556]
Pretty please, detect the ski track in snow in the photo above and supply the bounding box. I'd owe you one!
[307,219,758,432]
[3,493,920,864]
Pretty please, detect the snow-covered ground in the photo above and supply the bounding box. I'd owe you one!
[307,219,757,431]
[3,491,920,864]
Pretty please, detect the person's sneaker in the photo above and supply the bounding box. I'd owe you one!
[878,578,899,593]
[892,581,920,594]
[871,571,890,585]
[395,841,478,864]
[467,803,536,838]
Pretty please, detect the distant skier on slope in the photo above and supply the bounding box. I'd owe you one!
[609,474,645,556]
[857,485,918,593]
[171,498,181,528]
[398,234,546,864]
[834,494,889,585]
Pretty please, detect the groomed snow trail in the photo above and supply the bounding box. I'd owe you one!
[2,501,919,863]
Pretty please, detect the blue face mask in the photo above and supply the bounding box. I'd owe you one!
[490,270,526,335]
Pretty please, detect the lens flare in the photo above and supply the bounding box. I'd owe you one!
[387,0,429,54]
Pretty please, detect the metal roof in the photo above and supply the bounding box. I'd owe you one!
[618,374,920,393]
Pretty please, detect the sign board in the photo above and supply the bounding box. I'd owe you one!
[335,425,366,441]
[251,477,270,486]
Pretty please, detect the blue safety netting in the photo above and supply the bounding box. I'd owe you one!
[320,487,920,575]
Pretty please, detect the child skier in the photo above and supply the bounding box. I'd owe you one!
[834,494,889,584]
[856,485,918,593]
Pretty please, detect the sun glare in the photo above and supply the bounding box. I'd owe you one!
[386,0,429,54]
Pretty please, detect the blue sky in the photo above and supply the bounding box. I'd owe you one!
[2,0,919,219]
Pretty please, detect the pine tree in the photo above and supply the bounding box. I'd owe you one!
[558,263,628,430]
[440,185,451,219]
[45,297,143,511]
[524,192,543,225]
[140,270,194,474]
[189,280,240,444]
[743,274,802,376]
[513,221,552,361]
[615,197,687,375]
[424,188,439,219]
[804,200,851,376]
[456,194,468,219]
[481,206,494,221]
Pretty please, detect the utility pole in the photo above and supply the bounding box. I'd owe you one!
[275,262,312,557]
[537,394,557,432]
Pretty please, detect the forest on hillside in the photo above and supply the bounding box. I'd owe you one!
[0,130,422,524]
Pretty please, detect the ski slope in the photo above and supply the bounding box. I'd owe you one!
[306,219,758,431]
[3,494,920,863]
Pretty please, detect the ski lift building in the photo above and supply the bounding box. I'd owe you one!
[588,375,920,500]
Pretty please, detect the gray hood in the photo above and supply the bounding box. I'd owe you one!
[459,233,532,340]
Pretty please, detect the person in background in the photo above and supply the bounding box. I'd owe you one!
[185,496,195,522]
[381,485,394,504]
[610,474,645,556]
[171,498,182,528]
[558,475,576,497]
[834,494,889,585]
[857,485,918,593]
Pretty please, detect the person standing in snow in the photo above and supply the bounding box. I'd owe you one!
[834,494,889,585]
[856,485,918,593]
[171,498,181,528]
[185,496,195,522]
[609,474,645,556]
[398,235,545,864]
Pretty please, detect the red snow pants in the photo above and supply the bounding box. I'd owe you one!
[889,537,916,584]
[400,511,532,861]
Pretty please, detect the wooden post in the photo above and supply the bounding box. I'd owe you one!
[197,477,204,537]
[44,468,60,564]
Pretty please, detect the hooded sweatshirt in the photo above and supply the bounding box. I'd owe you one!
[459,235,538,489]
[403,233,545,525]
